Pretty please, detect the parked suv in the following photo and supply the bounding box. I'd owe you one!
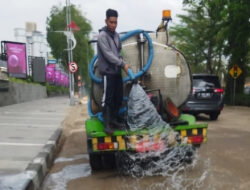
[182,74,224,120]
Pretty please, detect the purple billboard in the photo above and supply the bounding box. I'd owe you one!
[60,72,65,86]
[6,42,27,78]
[46,65,55,84]
[62,74,68,87]
[55,69,61,86]
[66,76,69,87]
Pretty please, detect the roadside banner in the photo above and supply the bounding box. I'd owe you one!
[63,74,68,87]
[55,69,61,86]
[46,65,55,84]
[60,72,65,86]
[65,75,69,87]
[6,42,27,78]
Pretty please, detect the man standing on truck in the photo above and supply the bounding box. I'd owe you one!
[97,9,129,135]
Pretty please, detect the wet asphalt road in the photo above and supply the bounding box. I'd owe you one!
[41,103,250,190]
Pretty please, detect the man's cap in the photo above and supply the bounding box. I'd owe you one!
[106,9,118,19]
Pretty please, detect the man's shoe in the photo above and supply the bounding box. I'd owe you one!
[104,126,114,135]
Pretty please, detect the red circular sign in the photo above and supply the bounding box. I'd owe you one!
[68,62,78,73]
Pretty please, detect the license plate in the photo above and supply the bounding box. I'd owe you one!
[135,141,166,153]
[197,93,212,99]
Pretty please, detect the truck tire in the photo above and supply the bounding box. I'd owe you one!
[116,152,143,176]
[209,112,220,120]
[89,153,103,171]
[102,153,116,169]
[115,152,131,175]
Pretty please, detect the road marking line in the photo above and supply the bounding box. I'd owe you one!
[0,117,63,121]
[0,142,44,146]
[46,141,56,145]
[0,112,66,116]
[0,123,59,128]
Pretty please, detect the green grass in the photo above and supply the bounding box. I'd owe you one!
[9,77,68,96]
[46,83,69,96]
[8,77,40,85]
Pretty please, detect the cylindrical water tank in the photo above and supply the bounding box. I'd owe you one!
[122,32,191,107]
[91,31,191,111]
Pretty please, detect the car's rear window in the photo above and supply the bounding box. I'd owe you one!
[193,76,221,88]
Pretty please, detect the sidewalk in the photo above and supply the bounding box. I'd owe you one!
[0,96,70,189]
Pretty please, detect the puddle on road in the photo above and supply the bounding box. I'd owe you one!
[43,151,212,190]
[43,163,91,190]
[54,154,89,163]
[43,154,91,190]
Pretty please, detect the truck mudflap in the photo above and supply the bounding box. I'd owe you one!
[86,114,208,153]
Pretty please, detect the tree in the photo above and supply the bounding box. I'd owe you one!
[223,0,250,102]
[169,9,207,73]
[170,0,227,75]
[46,4,94,84]
[171,0,250,105]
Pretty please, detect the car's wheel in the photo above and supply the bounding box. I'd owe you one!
[192,113,198,117]
[89,153,103,171]
[209,112,220,120]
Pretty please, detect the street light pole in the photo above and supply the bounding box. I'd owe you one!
[66,0,75,105]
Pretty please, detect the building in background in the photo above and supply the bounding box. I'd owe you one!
[14,22,50,76]
[0,22,69,87]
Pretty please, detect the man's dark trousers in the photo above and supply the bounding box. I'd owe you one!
[102,74,123,120]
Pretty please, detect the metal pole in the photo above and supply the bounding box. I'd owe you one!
[138,33,145,83]
[138,33,144,71]
[233,78,236,106]
[66,0,75,105]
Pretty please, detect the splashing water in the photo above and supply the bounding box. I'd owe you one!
[117,155,211,190]
[116,145,196,177]
[127,84,170,131]
[43,83,211,190]
[124,84,194,176]
[117,84,211,189]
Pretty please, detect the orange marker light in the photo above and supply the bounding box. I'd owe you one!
[162,10,171,19]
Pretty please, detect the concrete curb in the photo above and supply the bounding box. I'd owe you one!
[22,128,62,190]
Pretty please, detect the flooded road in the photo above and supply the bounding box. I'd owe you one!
[41,101,250,190]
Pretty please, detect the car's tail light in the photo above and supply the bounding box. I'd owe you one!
[135,141,165,153]
[182,106,188,111]
[214,88,224,94]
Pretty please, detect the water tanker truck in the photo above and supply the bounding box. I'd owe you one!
[85,10,208,173]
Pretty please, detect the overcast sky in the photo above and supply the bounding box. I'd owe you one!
[0,0,185,43]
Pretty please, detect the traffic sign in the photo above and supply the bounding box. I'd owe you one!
[68,62,78,73]
[229,64,242,79]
